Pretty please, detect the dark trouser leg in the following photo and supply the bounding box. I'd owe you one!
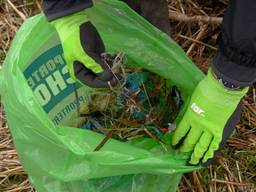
[119,0,171,36]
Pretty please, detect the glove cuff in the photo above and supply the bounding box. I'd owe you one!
[51,10,89,36]
[207,69,249,98]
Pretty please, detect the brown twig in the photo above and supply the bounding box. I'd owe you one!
[224,174,234,192]
[35,0,42,12]
[192,171,204,192]
[178,34,217,51]
[211,179,251,186]
[169,11,223,25]
[143,128,168,152]
[94,130,114,151]
[187,24,208,55]
[6,0,26,21]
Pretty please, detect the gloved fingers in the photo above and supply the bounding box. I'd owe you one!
[201,103,243,166]
[80,51,117,83]
[79,21,118,84]
[189,132,213,165]
[80,22,105,56]
[87,52,110,71]
[179,126,204,153]
[74,61,117,88]
[101,53,118,67]
[79,54,103,74]
[79,21,107,74]
[89,75,117,88]
[98,69,118,84]
[77,69,116,88]
[92,56,117,82]
[202,136,222,163]
[172,118,190,147]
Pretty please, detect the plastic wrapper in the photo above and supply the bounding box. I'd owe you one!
[0,0,205,191]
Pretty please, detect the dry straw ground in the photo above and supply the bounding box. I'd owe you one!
[0,0,255,191]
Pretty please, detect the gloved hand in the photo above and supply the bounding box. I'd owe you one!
[52,11,117,88]
[172,69,248,165]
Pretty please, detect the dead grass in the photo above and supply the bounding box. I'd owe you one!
[0,0,255,191]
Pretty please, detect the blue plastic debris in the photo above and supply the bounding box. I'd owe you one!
[81,70,184,141]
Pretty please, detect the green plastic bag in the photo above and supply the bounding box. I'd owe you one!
[0,0,205,191]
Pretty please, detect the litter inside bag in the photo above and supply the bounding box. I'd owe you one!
[80,54,184,151]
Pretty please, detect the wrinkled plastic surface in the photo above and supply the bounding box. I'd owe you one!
[0,0,205,191]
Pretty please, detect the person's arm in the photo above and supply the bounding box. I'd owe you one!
[43,0,93,21]
[213,0,256,87]
[42,0,117,88]
[172,0,256,166]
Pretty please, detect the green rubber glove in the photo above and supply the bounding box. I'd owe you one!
[172,69,248,165]
[51,11,117,88]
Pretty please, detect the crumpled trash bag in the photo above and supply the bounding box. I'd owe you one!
[0,0,204,191]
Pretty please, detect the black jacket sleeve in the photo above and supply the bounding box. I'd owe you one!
[213,0,256,87]
[42,0,93,21]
